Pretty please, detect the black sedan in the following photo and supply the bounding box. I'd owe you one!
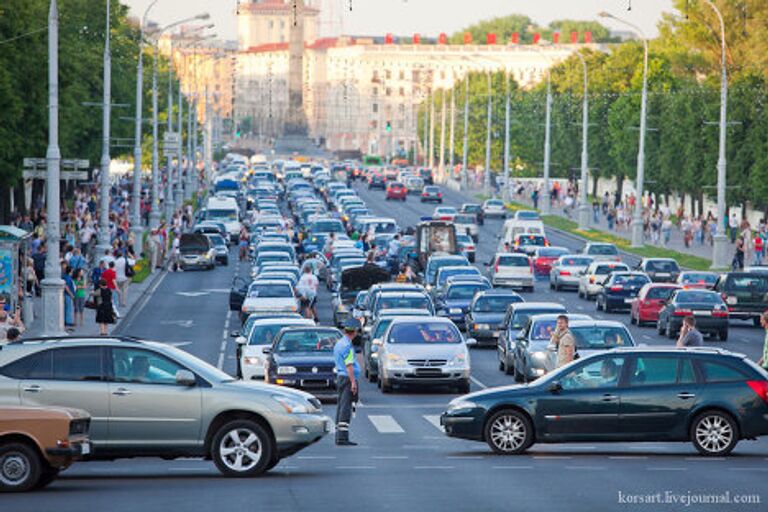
[637,257,681,283]
[595,272,651,313]
[656,289,730,341]
[460,203,484,225]
[464,290,524,345]
[266,327,343,396]
[441,348,768,456]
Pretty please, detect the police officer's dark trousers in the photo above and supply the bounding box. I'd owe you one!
[335,375,354,444]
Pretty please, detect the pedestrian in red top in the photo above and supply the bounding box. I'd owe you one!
[101,261,120,318]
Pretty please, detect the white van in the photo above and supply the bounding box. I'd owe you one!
[206,196,241,241]
[499,218,545,251]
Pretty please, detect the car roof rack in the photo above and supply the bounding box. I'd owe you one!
[3,335,146,347]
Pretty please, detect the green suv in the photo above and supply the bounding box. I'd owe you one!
[0,337,331,477]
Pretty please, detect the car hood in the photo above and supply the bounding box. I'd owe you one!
[470,312,505,323]
[219,379,317,402]
[272,352,336,366]
[341,265,390,291]
[441,298,473,309]
[243,297,297,309]
[385,343,466,359]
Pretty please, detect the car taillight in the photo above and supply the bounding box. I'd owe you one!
[673,308,693,316]
[494,261,499,274]
[422,192,427,196]
[747,381,768,405]
[589,276,596,284]
[529,260,534,274]
[559,270,571,276]
[437,193,442,197]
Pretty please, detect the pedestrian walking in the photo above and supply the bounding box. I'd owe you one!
[733,236,745,270]
[297,266,319,321]
[334,318,361,446]
[62,263,76,331]
[94,279,116,335]
[102,261,120,317]
[757,311,768,371]
[114,252,133,307]
[551,315,576,368]
[729,213,739,243]
[73,268,87,327]
[676,316,703,347]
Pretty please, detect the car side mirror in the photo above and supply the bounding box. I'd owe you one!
[465,338,477,346]
[175,370,196,387]
[235,336,247,345]
[230,330,241,338]
[548,381,562,394]
[262,347,272,354]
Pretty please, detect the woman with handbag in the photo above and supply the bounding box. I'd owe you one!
[73,268,87,328]
[95,279,116,335]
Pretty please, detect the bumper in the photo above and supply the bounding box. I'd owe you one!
[668,317,728,333]
[215,252,228,263]
[584,283,603,296]
[605,296,635,309]
[46,439,91,464]
[271,376,337,393]
[555,276,580,287]
[438,311,467,326]
[726,310,762,321]
[276,414,332,457]
[241,364,266,380]
[440,413,483,440]
[493,276,534,288]
[467,325,502,342]
[383,367,469,386]
[180,258,213,269]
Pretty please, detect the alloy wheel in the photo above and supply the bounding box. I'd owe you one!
[488,413,528,453]
[694,414,734,455]
[218,428,263,472]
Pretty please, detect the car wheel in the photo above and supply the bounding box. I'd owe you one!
[690,411,738,456]
[223,258,229,266]
[0,442,42,492]
[457,380,471,394]
[718,329,728,342]
[34,467,59,489]
[211,420,274,477]
[380,377,393,394]
[525,286,534,293]
[666,321,676,339]
[513,360,524,382]
[577,288,583,299]
[630,312,636,325]
[265,456,280,472]
[595,298,602,311]
[753,317,761,328]
[549,281,554,290]
[368,371,377,383]
[498,359,505,371]
[484,410,533,455]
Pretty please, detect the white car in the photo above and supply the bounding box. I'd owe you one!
[236,318,314,380]
[489,252,534,291]
[549,255,594,291]
[482,199,507,218]
[375,317,475,393]
[241,280,300,319]
[582,242,622,262]
[577,261,630,299]
[452,213,479,242]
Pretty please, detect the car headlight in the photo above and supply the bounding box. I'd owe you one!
[243,356,261,366]
[447,399,476,412]
[474,323,490,330]
[449,308,463,315]
[272,395,313,414]
[448,353,467,367]
[337,304,349,313]
[277,366,297,375]
[532,351,548,361]
[386,354,407,367]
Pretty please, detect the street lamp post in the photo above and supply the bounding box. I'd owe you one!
[41,0,65,336]
[484,72,492,196]
[96,0,112,257]
[503,70,510,201]
[131,0,158,257]
[576,52,591,231]
[702,0,730,269]
[541,69,552,215]
[439,88,446,179]
[176,77,184,209]
[165,35,175,221]
[449,85,455,176]
[461,73,469,190]
[428,90,435,169]
[600,12,648,248]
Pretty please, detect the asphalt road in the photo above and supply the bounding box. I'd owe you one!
[8,181,767,512]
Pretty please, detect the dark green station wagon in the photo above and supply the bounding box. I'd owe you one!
[441,348,768,456]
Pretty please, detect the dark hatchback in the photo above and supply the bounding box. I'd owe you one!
[434,281,492,328]
[637,258,681,283]
[656,289,730,341]
[714,272,768,326]
[442,348,768,456]
[266,327,343,396]
[465,290,524,344]
[460,203,484,225]
[596,272,651,313]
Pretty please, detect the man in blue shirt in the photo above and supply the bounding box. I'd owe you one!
[333,318,360,446]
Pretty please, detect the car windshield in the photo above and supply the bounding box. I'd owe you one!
[646,287,677,300]
[207,235,226,246]
[518,235,546,246]
[447,284,487,300]
[727,275,768,292]
[511,309,563,329]
[680,273,718,285]
[571,327,633,349]
[258,254,290,263]
[675,291,723,304]
[275,330,341,352]
[424,186,439,193]
[561,257,592,267]
[454,214,475,224]
[588,245,618,255]
[498,255,529,267]
[438,268,480,285]
[249,323,298,346]
[388,322,461,344]
[372,319,394,339]
[538,248,567,257]
[207,209,237,221]
[378,296,431,310]
[456,234,473,245]
[595,264,627,275]
[612,275,650,286]
[367,222,397,234]
[646,260,680,272]
[248,284,293,298]
[517,211,539,220]
[474,295,521,312]
[311,220,344,233]
[531,320,558,341]
[487,200,504,207]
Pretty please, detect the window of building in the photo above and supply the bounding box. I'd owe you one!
[372,87,378,96]
[399,87,405,97]
[269,20,274,29]
[385,70,391,79]
[386,88,392,96]
[399,70,405,80]
[372,103,378,113]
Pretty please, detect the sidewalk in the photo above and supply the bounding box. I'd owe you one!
[24,267,168,338]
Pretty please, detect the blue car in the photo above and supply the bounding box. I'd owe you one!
[465,289,525,344]
[596,271,652,313]
[266,327,344,397]
[435,280,492,328]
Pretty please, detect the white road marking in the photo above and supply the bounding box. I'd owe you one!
[297,455,337,460]
[336,466,376,470]
[166,342,193,347]
[423,415,444,431]
[217,310,233,370]
[609,456,648,460]
[646,467,687,471]
[532,455,572,460]
[368,414,405,433]
[372,455,409,460]
[413,466,454,470]
[565,466,605,470]
[175,291,209,297]
[447,456,484,460]
[160,320,194,328]
[492,465,534,470]
[728,467,768,472]
[470,376,487,389]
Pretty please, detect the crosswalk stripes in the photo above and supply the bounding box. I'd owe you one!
[422,415,444,431]
[368,415,406,433]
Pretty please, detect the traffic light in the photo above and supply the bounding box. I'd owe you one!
[385,121,392,132]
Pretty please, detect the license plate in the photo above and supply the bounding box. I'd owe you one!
[624,298,634,304]
[324,420,332,433]
[492,331,500,337]
[656,272,670,277]
[694,310,712,316]
[80,442,91,456]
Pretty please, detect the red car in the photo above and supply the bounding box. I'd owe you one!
[532,246,569,275]
[630,283,681,326]
[385,181,408,201]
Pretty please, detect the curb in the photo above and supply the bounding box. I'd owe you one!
[112,267,168,336]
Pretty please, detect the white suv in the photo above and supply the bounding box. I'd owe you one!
[489,253,534,291]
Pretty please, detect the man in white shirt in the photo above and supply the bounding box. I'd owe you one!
[114,253,134,307]
[297,266,320,320]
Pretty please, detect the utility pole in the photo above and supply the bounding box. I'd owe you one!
[165,36,175,221]
[96,0,112,257]
[503,70,510,201]
[176,78,184,208]
[186,96,194,201]
[576,53,590,231]
[428,89,435,169]
[439,88,447,179]
[41,0,65,336]
[422,100,428,166]
[449,86,455,176]
[484,72,492,196]
[541,70,552,215]
[150,39,161,230]
[461,73,469,190]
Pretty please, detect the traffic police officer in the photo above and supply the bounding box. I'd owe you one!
[334,318,360,446]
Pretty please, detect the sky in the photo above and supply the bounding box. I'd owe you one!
[122,0,676,42]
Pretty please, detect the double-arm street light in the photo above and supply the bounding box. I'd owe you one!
[575,51,591,231]
[95,0,113,257]
[599,11,649,248]
[701,0,730,269]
